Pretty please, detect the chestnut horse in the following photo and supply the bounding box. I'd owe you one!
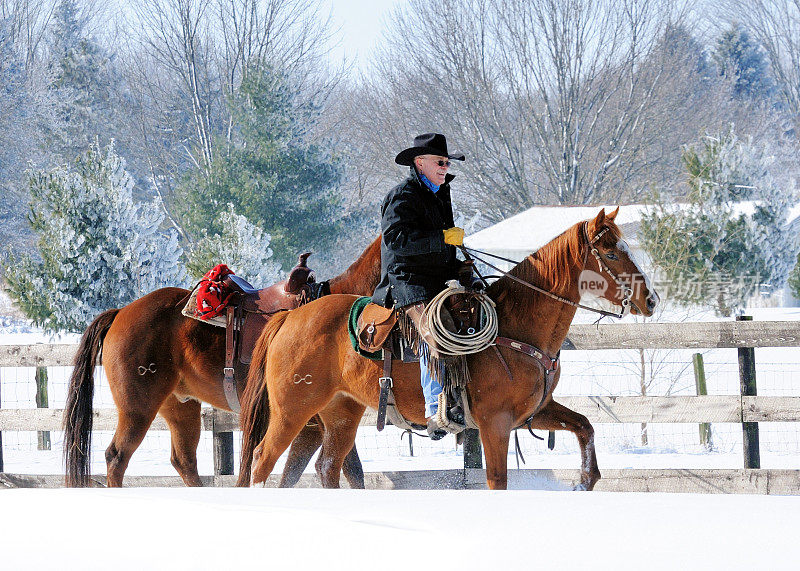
[238,208,659,489]
[64,236,381,487]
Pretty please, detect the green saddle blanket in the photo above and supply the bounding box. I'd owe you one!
[347,296,384,361]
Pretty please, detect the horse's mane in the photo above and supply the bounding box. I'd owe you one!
[327,235,382,296]
[487,217,622,312]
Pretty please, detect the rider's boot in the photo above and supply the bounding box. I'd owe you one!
[426,393,466,439]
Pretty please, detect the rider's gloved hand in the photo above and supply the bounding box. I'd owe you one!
[458,259,486,290]
[458,259,475,288]
[443,227,465,246]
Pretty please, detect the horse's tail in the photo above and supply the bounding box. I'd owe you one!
[237,310,291,487]
[63,308,119,487]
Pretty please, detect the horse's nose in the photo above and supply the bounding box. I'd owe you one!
[646,292,659,312]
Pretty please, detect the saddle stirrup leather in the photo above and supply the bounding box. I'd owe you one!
[376,351,393,431]
[223,305,242,413]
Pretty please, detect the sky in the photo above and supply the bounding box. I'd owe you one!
[323,0,403,69]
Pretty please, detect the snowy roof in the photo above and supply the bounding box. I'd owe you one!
[465,202,800,254]
[464,205,647,252]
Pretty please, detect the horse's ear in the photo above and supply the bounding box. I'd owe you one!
[608,206,620,220]
[591,208,606,232]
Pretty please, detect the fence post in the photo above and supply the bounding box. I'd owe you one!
[463,428,482,469]
[692,353,712,450]
[35,367,51,451]
[212,410,234,478]
[737,315,760,469]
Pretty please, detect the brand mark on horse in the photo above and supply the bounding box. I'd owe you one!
[293,374,313,385]
[137,363,157,376]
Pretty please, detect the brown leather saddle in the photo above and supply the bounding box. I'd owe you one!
[221,252,327,412]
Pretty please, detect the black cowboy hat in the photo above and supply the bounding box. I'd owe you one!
[394,133,466,166]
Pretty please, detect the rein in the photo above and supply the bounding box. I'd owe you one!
[459,222,632,320]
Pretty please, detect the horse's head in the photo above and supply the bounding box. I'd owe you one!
[582,207,660,317]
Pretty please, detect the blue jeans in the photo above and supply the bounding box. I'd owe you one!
[420,351,442,418]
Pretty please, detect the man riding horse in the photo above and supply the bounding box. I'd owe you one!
[371,133,470,439]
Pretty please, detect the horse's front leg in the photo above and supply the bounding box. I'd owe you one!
[478,412,514,490]
[530,400,600,490]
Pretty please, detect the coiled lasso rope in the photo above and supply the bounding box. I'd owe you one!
[421,280,498,356]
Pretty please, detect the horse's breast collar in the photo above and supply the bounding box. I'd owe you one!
[494,336,559,380]
[493,336,559,423]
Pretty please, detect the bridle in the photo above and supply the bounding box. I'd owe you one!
[581,222,635,317]
[461,221,636,320]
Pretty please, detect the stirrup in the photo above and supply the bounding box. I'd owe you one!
[432,392,465,435]
[426,418,448,440]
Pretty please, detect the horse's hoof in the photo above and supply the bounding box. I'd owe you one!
[573,483,589,491]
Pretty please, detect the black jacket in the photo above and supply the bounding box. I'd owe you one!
[371,168,460,308]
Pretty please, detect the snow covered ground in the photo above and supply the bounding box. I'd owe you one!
[2,487,799,570]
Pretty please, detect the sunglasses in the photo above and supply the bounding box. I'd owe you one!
[426,158,451,167]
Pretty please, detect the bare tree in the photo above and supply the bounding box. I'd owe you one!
[599,22,784,202]
[350,0,528,220]
[132,0,217,179]
[0,0,56,69]
[129,0,336,176]
[351,0,699,220]
[214,0,336,91]
[494,0,674,204]
[213,0,345,150]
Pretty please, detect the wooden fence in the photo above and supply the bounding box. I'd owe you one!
[2,318,800,493]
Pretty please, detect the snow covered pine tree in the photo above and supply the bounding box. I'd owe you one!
[3,142,185,332]
[641,129,798,315]
[186,204,283,285]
